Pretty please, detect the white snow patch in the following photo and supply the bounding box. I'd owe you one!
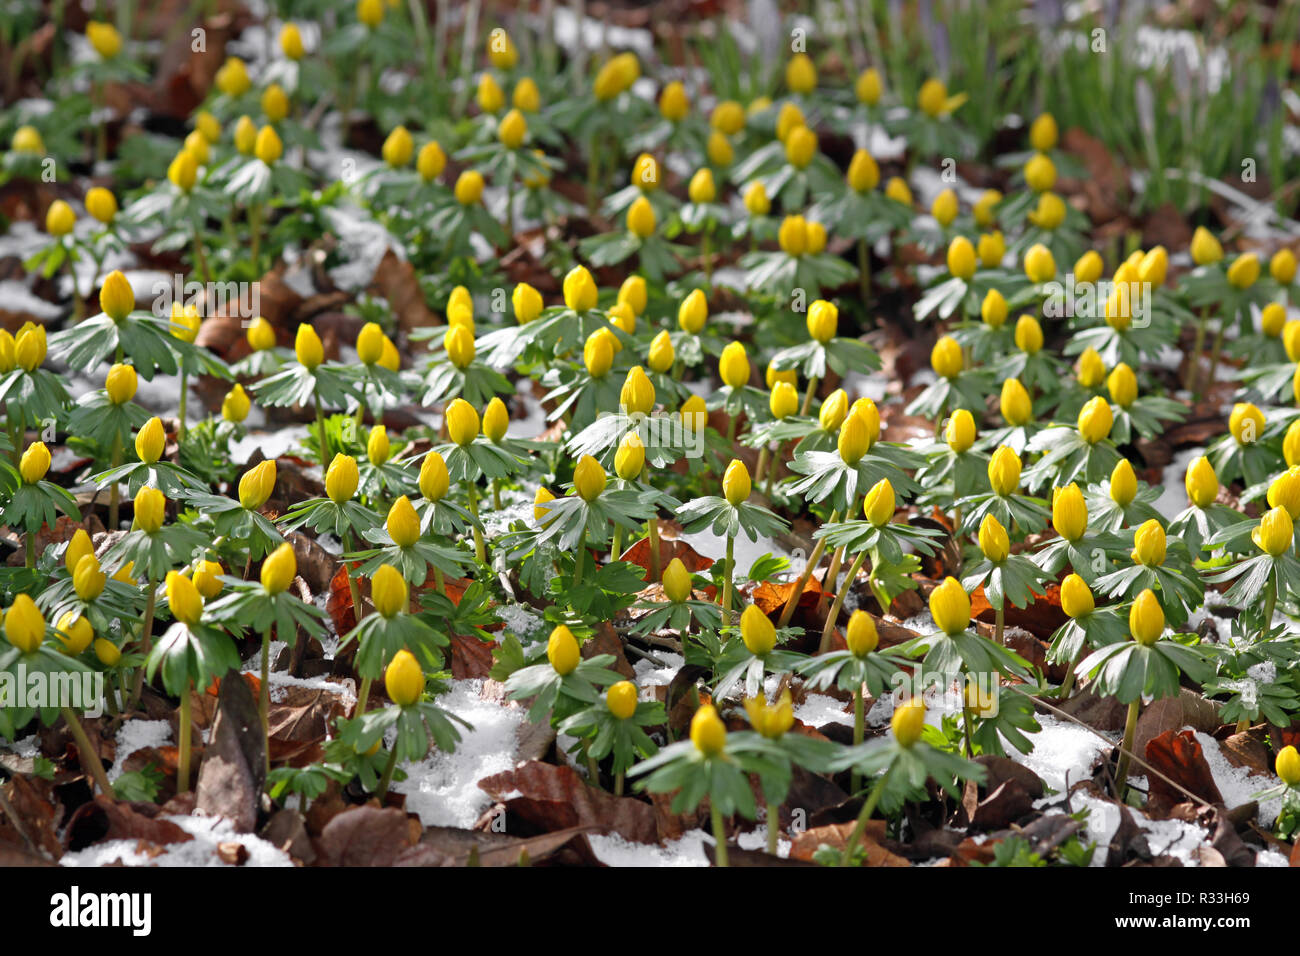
[61,813,293,867]
[108,719,173,783]
[1021,714,1114,793]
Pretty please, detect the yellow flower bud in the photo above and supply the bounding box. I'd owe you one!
[723,459,751,506]
[1190,226,1223,266]
[978,231,1005,269]
[855,68,882,104]
[1130,519,1166,567]
[1276,746,1300,787]
[54,612,92,656]
[454,169,485,205]
[218,382,250,423]
[606,681,639,720]
[978,514,1010,563]
[85,186,117,224]
[929,576,971,635]
[1029,112,1058,152]
[818,389,849,431]
[806,299,838,344]
[417,141,446,181]
[663,558,692,603]
[4,594,45,654]
[132,417,164,465]
[690,703,727,756]
[863,477,895,526]
[677,289,708,334]
[261,83,290,123]
[705,131,733,168]
[94,638,121,667]
[931,334,963,379]
[1052,483,1088,541]
[1077,395,1113,444]
[745,691,795,739]
[647,331,675,375]
[563,265,598,312]
[583,330,615,378]
[534,486,556,525]
[1129,588,1164,645]
[385,648,424,707]
[778,215,807,256]
[45,199,75,237]
[1040,574,1088,627]
[1229,402,1265,446]
[842,611,878,658]
[1014,314,1043,354]
[659,81,689,121]
[1227,253,1260,290]
[1024,152,1056,192]
[847,150,879,193]
[258,541,295,595]
[1024,243,1056,283]
[325,454,359,503]
[547,624,580,675]
[166,570,203,625]
[280,23,304,59]
[688,168,716,204]
[1260,303,1287,338]
[293,324,324,369]
[1109,459,1137,508]
[1077,347,1106,388]
[744,180,771,216]
[917,77,951,117]
[498,108,527,149]
[1073,250,1104,285]
[573,454,607,502]
[168,150,198,192]
[14,324,44,373]
[615,432,646,481]
[12,125,44,154]
[885,176,913,205]
[238,459,276,510]
[1271,249,1297,285]
[1179,455,1217,509]
[254,125,283,165]
[931,188,958,227]
[64,529,93,576]
[385,495,420,548]
[626,196,656,238]
[445,398,480,447]
[74,554,106,601]
[371,564,408,618]
[1254,505,1293,557]
[947,236,976,281]
[1139,246,1168,287]
[87,21,122,58]
[838,412,870,464]
[988,445,1021,497]
[769,382,799,420]
[193,559,223,600]
[784,125,817,169]
[719,341,750,389]
[711,100,745,135]
[1000,378,1032,427]
[946,408,976,453]
[785,52,817,93]
[882,697,929,756]
[740,603,776,656]
[1029,191,1066,230]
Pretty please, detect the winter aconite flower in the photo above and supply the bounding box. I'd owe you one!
[238,460,276,510]
[1024,243,1056,283]
[690,704,726,756]
[4,594,45,653]
[719,342,750,388]
[930,577,971,635]
[988,446,1021,496]
[1229,403,1265,446]
[387,496,421,547]
[371,564,408,618]
[978,514,1010,562]
[261,542,296,594]
[1060,573,1094,618]
[573,454,607,502]
[1052,484,1088,541]
[385,649,424,707]
[326,455,359,503]
[446,399,480,446]
[663,558,692,603]
[547,624,581,675]
[740,603,777,656]
[723,459,751,505]
[891,697,926,748]
[947,236,976,280]
[1276,746,1300,787]
[166,571,203,625]
[606,680,639,720]
[946,409,977,452]
[1077,395,1113,444]
[19,441,51,483]
[1185,456,1218,508]
[1253,506,1293,557]
[931,335,963,379]
[1129,589,1164,645]
[1130,519,1167,567]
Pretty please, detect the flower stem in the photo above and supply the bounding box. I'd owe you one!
[177,364,188,440]
[721,533,735,614]
[61,706,114,798]
[778,515,836,628]
[466,484,486,563]
[851,687,865,793]
[108,435,123,528]
[995,602,1005,646]
[819,549,866,654]
[342,530,364,625]
[710,799,729,867]
[646,516,661,580]
[313,395,330,467]
[766,800,780,855]
[355,675,372,720]
[574,525,587,587]
[126,580,157,713]
[800,376,820,415]
[754,446,770,484]
[259,627,271,779]
[376,741,400,802]
[1115,699,1141,802]
[1187,307,1209,396]
[177,680,193,792]
[857,238,872,304]
[838,764,894,866]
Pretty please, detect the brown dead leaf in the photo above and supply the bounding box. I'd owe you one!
[316,805,420,867]
[478,761,663,844]
[1144,729,1224,810]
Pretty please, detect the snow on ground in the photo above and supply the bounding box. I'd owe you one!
[633,651,683,690]
[1021,714,1115,793]
[678,528,797,582]
[1195,731,1284,828]
[60,813,293,867]
[107,719,173,783]
[390,680,526,828]
[793,692,855,729]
